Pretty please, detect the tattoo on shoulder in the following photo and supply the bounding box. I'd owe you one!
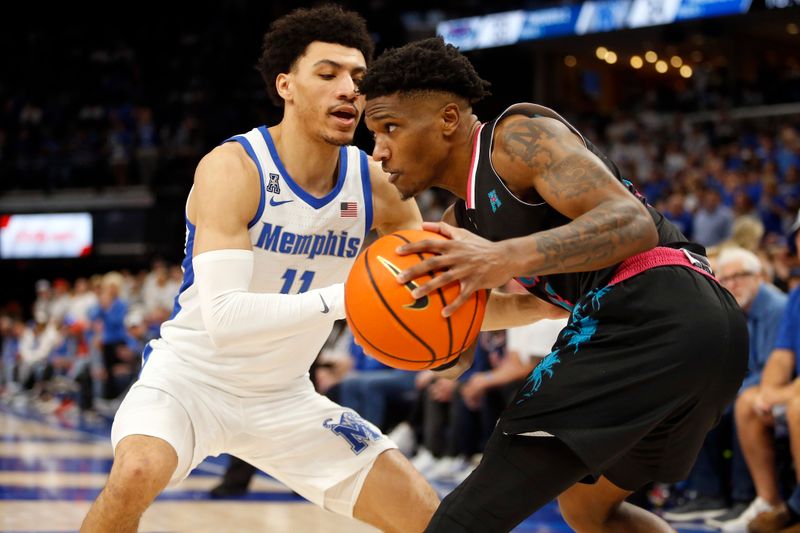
[501,118,555,169]
[544,154,608,200]
[502,118,610,201]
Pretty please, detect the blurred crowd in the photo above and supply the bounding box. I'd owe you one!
[0,261,181,419]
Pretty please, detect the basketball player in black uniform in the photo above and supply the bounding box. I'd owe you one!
[359,37,748,532]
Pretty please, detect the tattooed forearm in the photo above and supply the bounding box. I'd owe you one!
[502,119,555,169]
[510,201,656,276]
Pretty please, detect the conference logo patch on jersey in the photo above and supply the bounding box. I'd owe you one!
[323,411,381,454]
[266,173,281,194]
[488,189,502,213]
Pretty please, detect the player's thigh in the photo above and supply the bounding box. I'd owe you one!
[111,382,219,486]
[234,389,396,513]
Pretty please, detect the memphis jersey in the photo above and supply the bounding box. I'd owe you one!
[146,126,372,393]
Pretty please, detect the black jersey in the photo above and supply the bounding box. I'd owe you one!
[453,103,699,311]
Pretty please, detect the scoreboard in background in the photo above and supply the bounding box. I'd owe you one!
[0,213,93,259]
[435,0,793,51]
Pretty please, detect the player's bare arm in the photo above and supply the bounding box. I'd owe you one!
[368,159,423,235]
[397,115,657,315]
[495,115,657,275]
[190,142,260,255]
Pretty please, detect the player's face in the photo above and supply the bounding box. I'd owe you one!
[365,95,450,200]
[285,42,366,146]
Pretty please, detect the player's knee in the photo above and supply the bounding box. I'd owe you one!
[110,437,178,496]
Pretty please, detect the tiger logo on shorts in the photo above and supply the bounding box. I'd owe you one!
[323,411,381,454]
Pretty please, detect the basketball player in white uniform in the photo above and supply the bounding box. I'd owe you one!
[80,7,439,532]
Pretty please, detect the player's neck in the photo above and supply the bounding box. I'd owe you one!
[436,116,482,200]
[269,122,341,197]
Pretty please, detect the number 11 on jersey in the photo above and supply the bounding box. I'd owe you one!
[280,269,315,294]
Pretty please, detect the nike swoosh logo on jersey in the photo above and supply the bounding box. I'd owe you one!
[319,293,330,314]
[269,197,293,207]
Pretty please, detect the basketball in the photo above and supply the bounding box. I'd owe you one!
[344,229,488,371]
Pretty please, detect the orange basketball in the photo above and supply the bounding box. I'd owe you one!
[344,229,487,371]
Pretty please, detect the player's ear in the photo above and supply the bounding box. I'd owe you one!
[276,73,292,102]
[440,102,461,137]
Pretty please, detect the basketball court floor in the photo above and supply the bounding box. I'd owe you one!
[0,403,716,532]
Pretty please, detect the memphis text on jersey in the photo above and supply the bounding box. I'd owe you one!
[254,222,362,259]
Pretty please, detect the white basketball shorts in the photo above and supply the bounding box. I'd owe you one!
[111,348,396,515]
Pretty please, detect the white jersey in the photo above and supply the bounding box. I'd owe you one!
[146,126,372,394]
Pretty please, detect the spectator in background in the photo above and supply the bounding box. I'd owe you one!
[88,272,129,402]
[661,192,694,241]
[67,277,98,326]
[729,215,765,253]
[694,187,735,247]
[734,222,800,532]
[49,279,72,323]
[665,247,787,529]
[32,279,52,322]
[1,317,25,398]
[17,311,62,398]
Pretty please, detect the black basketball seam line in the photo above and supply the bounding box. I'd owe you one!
[458,289,481,353]
[363,247,437,360]
[390,233,454,360]
[345,297,441,368]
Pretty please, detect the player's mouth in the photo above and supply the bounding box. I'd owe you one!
[383,167,401,183]
[330,106,358,127]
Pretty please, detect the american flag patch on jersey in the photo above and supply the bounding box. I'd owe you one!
[340,201,358,218]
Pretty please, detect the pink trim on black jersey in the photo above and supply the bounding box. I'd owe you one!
[466,124,484,209]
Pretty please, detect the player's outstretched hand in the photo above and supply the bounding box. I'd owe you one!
[395,221,512,316]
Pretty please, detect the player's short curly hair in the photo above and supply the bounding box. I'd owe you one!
[358,37,491,104]
[257,4,374,106]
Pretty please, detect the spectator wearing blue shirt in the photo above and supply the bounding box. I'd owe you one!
[694,187,735,247]
[671,247,789,529]
[734,221,800,532]
[88,272,129,400]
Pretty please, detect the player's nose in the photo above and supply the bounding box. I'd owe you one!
[372,140,389,162]
[336,75,358,100]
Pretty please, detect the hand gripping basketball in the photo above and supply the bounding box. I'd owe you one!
[344,229,487,371]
